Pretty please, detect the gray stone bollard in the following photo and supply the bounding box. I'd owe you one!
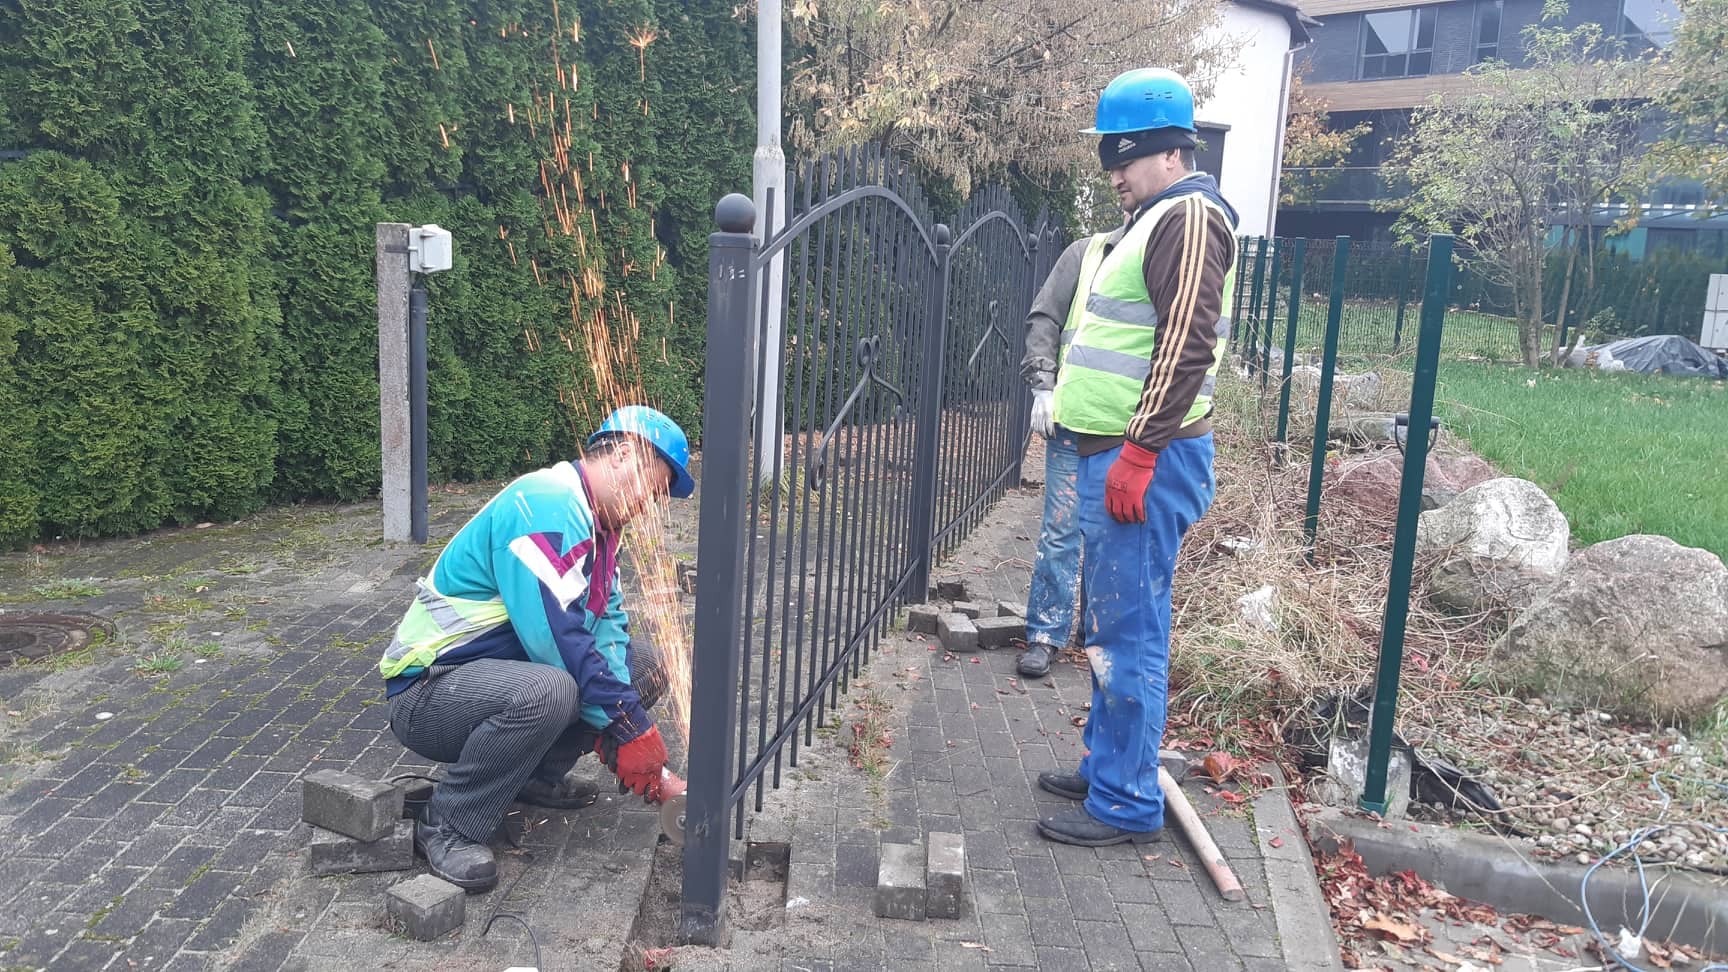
[925,832,964,919]
[937,614,979,653]
[310,821,415,876]
[302,769,402,842]
[874,842,927,921]
[386,874,466,940]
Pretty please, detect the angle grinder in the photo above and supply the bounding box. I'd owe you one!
[657,767,689,846]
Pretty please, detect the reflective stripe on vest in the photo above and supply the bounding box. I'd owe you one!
[1051,189,1237,438]
[1054,234,1114,369]
[378,578,512,679]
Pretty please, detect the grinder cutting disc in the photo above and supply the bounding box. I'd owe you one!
[659,793,687,846]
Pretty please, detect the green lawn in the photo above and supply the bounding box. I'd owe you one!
[1434,363,1728,561]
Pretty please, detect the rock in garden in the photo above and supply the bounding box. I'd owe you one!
[1421,452,1498,510]
[1415,477,1569,614]
[1492,535,1728,726]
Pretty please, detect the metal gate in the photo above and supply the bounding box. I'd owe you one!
[680,145,1063,942]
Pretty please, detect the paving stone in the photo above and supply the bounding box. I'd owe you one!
[309,820,414,875]
[951,600,983,619]
[1174,924,1238,966]
[937,614,979,653]
[974,615,1026,648]
[995,600,1027,618]
[935,576,968,600]
[1078,919,1141,971]
[907,605,943,634]
[925,831,964,919]
[873,842,926,921]
[835,840,878,888]
[300,769,400,841]
[385,874,466,941]
[1137,950,1197,971]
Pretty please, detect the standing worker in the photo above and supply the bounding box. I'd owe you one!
[1034,69,1239,847]
[1018,218,1128,680]
[378,405,695,891]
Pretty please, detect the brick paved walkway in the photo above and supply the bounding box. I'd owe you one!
[0,456,1337,971]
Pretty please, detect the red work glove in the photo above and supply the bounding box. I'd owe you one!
[1104,441,1159,524]
[609,725,670,802]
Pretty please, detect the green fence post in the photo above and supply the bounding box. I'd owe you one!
[1303,237,1350,562]
[1392,245,1413,352]
[1275,238,1308,450]
[1261,239,1281,391]
[1245,238,1268,377]
[1230,236,1250,354]
[1359,234,1454,815]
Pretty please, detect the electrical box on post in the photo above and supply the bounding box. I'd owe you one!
[408,224,453,274]
[1702,274,1728,352]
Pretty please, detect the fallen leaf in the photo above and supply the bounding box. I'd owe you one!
[1269,836,1284,848]
[1218,790,1246,804]
[1201,750,1241,782]
[1363,913,1424,944]
[1070,716,1086,728]
[959,942,992,952]
[642,946,676,968]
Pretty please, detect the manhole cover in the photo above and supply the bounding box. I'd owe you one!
[0,613,113,668]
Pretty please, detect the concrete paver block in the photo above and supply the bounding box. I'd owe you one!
[995,600,1027,618]
[309,821,414,875]
[937,613,979,653]
[874,842,927,921]
[396,779,435,819]
[1159,750,1190,782]
[974,615,1026,648]
[935,576,968,600]
[907,605,942,634]
[385,874,465,940]
[302,769,402,841]
[951,601,983,619]
[926,832,965,919]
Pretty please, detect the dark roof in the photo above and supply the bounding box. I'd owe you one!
[1230,0,1319,46]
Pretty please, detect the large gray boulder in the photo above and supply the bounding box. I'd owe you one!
[1493,535,1728,726]
[1415,478,1570,613]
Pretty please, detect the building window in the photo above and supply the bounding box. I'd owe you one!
[1619,0,1679,52]
[1474,0,1502,62]
[1360,7,1438,80]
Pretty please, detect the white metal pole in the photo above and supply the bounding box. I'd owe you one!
[752,0,787,478]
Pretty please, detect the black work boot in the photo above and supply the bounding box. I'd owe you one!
[515,772,600,810]
[414,807,498,892]
[1037,770,1088,801]
[1037,807,1164,847]
[1018,641,1055,678]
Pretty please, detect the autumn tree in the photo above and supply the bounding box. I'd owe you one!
[1393,1,1650,368]
[1280,75,1371,206]
[782,0,1234,196]
[1648,0,1728,211]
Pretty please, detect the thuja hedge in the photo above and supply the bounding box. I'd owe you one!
[0,0,753,543]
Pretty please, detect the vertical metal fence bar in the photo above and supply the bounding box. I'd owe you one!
[1275,238,1308,449]
[907,224,952,601]
[1230,236,1249,355]
[787,163,817,754]
[1245,240,1268,377]
[1393,244,1413,352]
[1261,239,1281,391]
[809,159,846,732]
[1303,237,1350,563]
[680,194,757,946]
[797,163,833,738]
[827,147,864,704]
[739,184,779,825]
[1360,234,1454,813]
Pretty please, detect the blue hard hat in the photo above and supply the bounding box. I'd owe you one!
[588,405,696,499]
[1083,68,1197,136]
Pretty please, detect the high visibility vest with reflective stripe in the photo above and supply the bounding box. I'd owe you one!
[378,578,512,679]
[1051,193,1237,437]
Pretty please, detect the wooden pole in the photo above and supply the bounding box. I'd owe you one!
[1160,766,1245,902]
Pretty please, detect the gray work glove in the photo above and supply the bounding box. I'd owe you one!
[1029,389,1055,438]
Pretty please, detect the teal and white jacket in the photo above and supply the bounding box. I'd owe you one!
[378,462,651,742]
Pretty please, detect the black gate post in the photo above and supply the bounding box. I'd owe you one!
[907,224,953,601]
[679,193,758,946]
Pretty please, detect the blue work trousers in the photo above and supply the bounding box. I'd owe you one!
[1076,434,1215,831]
[1026,427,1081,647]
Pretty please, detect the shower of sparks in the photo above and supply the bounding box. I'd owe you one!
[507,9,692,744]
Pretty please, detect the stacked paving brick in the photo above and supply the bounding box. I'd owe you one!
[910,576,1028,655]
[873,831,966,922]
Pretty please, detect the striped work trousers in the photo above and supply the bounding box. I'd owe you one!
[388,646,667,844]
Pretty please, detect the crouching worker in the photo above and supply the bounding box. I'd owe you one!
[378,405,696,891]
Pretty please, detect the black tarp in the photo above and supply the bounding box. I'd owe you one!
[1564,334,1728,379]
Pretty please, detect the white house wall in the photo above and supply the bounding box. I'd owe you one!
[1197,4,1295,238]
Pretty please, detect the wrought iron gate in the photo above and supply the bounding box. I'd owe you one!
[679,146,1063,942]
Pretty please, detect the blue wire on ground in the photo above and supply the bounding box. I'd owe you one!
[1578,773,1728,971]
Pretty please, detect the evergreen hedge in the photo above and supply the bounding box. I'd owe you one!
[0,0,754,545]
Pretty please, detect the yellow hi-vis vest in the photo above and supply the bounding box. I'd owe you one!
[1052,192,1237,437]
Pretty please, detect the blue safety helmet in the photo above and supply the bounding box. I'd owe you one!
[1082,68,1197,136]
[588,405,696,499]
